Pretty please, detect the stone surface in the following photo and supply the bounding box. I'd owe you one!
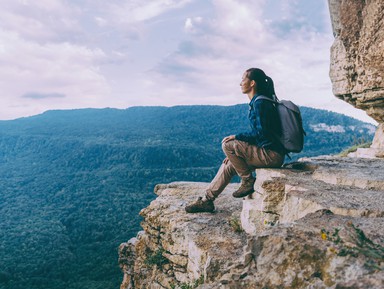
[328,0,384,156]
[119,156,384,289]
[119,182,247,289]
[348,124,384,158]
[206,210,384,289]
[242,156,384,235]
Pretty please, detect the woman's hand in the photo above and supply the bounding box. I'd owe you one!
[222,135,235,143]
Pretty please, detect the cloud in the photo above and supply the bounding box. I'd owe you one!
[184,16,203,33]
[140,0,376,124]
[211,0,265,37]
[21,92,66,99]
[0,0,375,124]
[94,16,108,28]
[148,0,335,109]
[0,28,110,119]
[0,0,80,42]
[109,0,192,25]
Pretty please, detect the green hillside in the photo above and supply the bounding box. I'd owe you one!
[0,105,375,289]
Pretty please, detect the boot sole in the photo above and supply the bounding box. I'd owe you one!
[232,189,255,198]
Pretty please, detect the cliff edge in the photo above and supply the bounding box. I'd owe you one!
[119,156,384,289]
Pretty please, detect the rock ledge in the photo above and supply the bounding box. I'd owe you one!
[119,156,384,289]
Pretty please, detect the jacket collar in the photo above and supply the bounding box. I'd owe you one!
[249,93,262,106]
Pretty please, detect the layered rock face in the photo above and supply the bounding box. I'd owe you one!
[119,182,245,289]
[119,156,384,289]
[328,0,384,157]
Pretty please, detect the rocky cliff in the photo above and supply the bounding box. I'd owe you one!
[119,156,384,288]
[118,1,384,288]
[328,0,384,157]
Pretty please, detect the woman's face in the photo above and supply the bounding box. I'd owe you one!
[240,72,254,94]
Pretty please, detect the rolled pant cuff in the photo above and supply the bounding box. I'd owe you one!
[205,190,216,201]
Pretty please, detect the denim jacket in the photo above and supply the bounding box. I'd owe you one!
[235,94,284,153]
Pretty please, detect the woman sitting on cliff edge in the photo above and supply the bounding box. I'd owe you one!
[185,68,285,213]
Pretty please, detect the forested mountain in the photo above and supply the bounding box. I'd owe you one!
[0,105,375,289]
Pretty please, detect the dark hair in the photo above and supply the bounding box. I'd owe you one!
[245,68,276,99]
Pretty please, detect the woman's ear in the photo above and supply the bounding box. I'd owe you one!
[250,80,256,88]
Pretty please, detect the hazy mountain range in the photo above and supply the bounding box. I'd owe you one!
[0,105,375,289]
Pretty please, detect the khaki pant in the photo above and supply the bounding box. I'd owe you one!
[206,140,284,200]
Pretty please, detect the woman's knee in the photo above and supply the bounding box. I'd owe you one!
[222,139,235,154]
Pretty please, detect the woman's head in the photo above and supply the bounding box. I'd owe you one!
[243,68,275,98]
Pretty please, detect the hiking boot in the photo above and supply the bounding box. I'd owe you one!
[185,197,215,213]
[232,177,256,198]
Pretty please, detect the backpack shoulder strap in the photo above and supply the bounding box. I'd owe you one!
[255,95,278,103]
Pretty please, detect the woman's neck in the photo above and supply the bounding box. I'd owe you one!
[247,89,257,101]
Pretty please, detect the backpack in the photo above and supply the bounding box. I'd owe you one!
[256,95,306,154]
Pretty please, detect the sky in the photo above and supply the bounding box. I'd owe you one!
[0,0,376,124]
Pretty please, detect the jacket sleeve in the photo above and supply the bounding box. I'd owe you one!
[235,100,271,145]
